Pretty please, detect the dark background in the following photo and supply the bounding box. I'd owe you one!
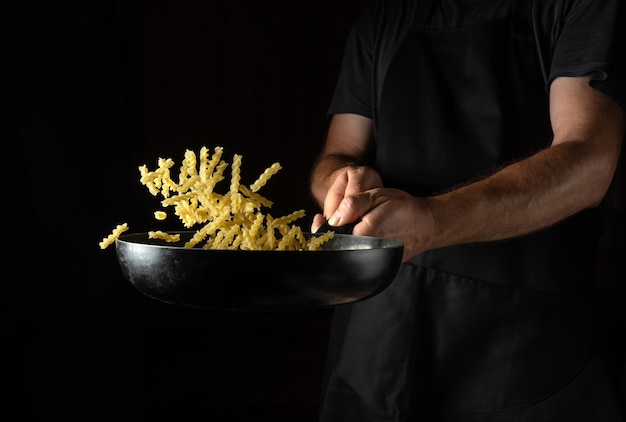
[4,1,367,421]
[4,1,625,421]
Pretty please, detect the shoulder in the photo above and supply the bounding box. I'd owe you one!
[535,0,626,108]
[532,0,619,25]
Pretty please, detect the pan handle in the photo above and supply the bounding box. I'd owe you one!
[316,219,359,235]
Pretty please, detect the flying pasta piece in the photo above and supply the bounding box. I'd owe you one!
[148,231,181,243]
[250,163,282,192]
[99,223,129,249]
[99,146,334,251]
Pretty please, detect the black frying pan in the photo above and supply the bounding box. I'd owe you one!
[115,231,403,311]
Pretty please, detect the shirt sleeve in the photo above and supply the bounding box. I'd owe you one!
[589,0,626,109]
[543,0,626,108]
[327,2,377,118]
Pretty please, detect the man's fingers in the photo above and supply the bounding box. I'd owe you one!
[323,171,349,219]
[329,189,388,227]
[311,213,326,233]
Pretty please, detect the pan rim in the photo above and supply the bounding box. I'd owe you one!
[115,231,404,252]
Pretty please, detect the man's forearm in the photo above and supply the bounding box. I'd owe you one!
[425,139,619,249]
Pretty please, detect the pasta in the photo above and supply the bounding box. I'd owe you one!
[99,146,334,251]
[99,223,129,249]
[148,231,181,243]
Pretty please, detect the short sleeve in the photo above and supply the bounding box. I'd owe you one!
[590,0,626,109]
[543,0,626,108]
[327,2,377,118]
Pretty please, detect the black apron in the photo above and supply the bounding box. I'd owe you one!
[319,2,625,421]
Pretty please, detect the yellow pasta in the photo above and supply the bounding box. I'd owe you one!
[229,154,243,214]
[99,146,334,251]
[99,223,129,249]
[277,226,306,251]
[148,231,181,243]
[242,213,264,250]
[306,231,335,251]
[250,162,282,193]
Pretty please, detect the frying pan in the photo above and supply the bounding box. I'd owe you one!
[115,231,403,311]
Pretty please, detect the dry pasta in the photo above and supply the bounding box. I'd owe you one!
[99,146,334,251]
[148,231,181,243]
[99,223,129,249]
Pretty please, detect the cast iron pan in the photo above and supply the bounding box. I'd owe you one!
[115,231,403,311]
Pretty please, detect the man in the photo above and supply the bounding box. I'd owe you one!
[310,0,626,420]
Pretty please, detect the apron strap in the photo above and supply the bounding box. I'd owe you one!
[409,0,435,32]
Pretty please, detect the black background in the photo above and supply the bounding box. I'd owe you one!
[4,1,625,421]
[5,1,367,421]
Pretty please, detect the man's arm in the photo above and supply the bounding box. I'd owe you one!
[311,76,624,261]
[426,75,625,249]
